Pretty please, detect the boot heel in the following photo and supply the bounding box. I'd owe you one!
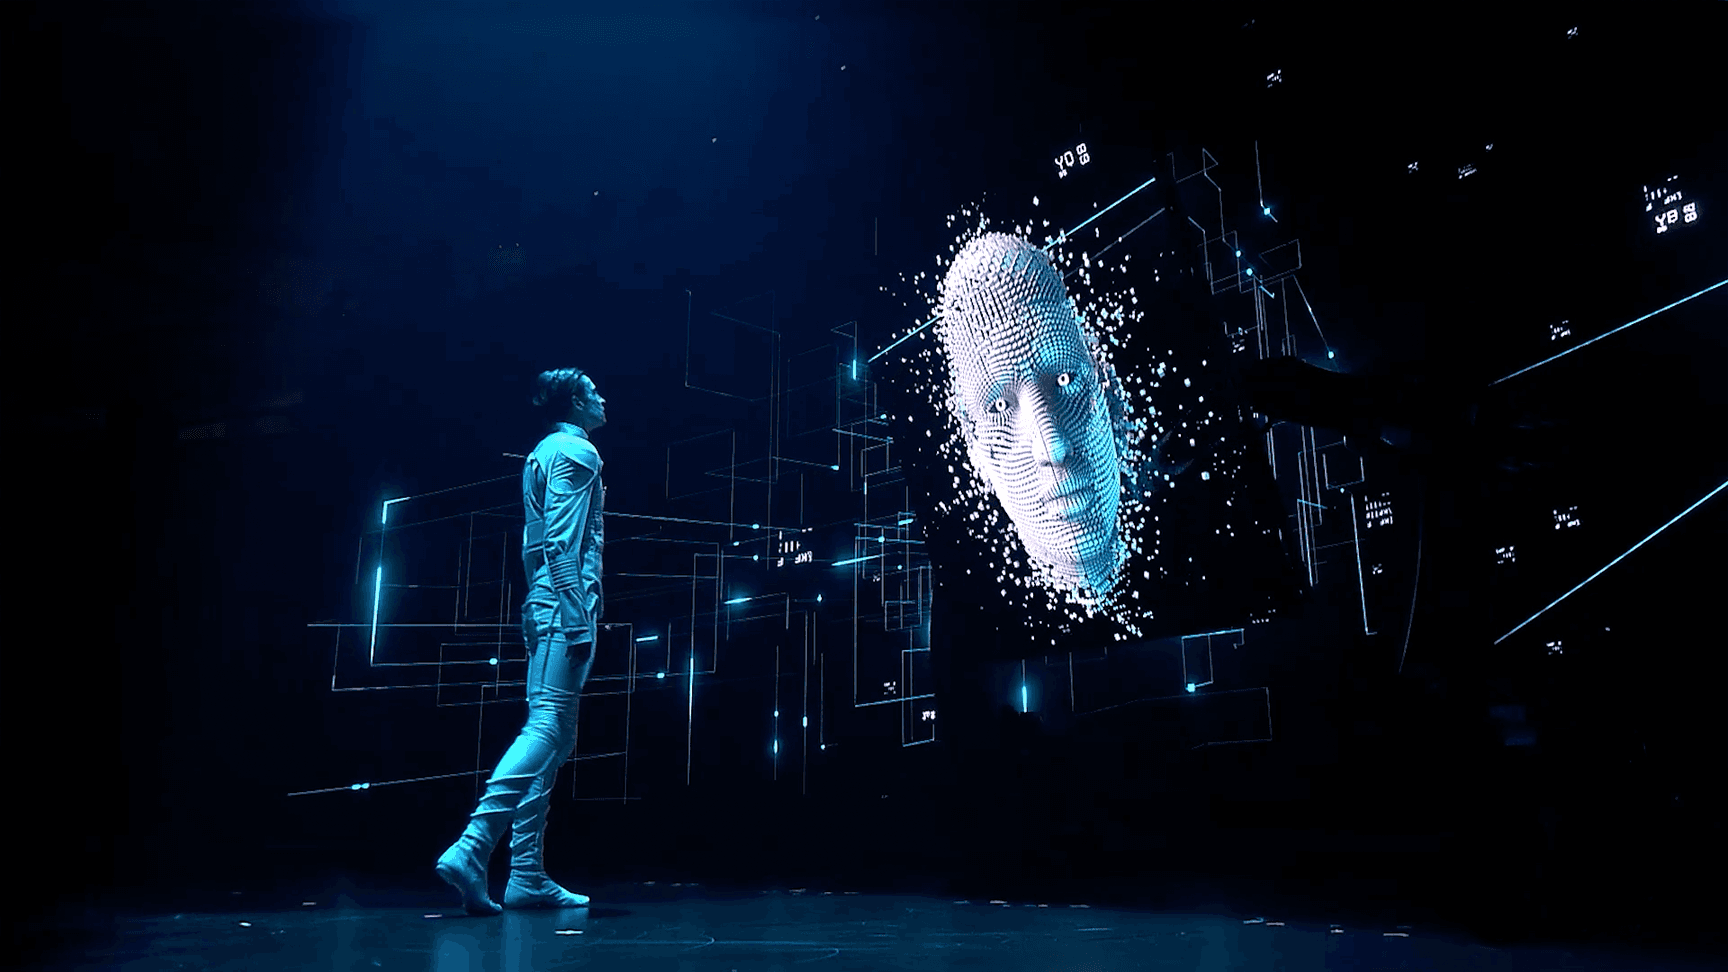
[436,845,502,916]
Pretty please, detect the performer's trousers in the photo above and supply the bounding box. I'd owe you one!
[455,597,595,878]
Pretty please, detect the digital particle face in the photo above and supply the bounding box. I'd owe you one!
[937,233,1123,594]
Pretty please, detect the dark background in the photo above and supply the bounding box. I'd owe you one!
[7,0,1723,963]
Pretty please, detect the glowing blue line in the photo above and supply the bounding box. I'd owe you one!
[724,597,748,605]
[832,554,884,567]
[609,511,764,528]
[687,652,695,781]
[869,318,938,363]
[832,428,891,442]
[1350,493,1370,635]
[854,692,936,708]
[1495,479,1728,645]
[369,564,382,661]
[1182,628,1244,640]
[869,175,1157,364]
[1290,277,1331,353]
[1260,285,1273,297]
[1075,207,1167,274]
[1492,279,1726,386]
[635,634,659,642]
[1044,175,1159,252]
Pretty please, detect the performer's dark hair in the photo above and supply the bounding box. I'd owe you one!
[531,367,590,425]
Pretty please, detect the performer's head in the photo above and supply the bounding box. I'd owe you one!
[532,367,607,432]
[936,233,1123,593]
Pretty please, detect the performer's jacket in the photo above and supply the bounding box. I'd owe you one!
[522,422,605,643]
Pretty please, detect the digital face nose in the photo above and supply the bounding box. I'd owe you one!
[1024,394,1070,466]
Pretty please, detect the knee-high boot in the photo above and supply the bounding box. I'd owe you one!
[503,768,590,908]
[435,768,539,916]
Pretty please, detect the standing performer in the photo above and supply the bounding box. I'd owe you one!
[436,367,608,914]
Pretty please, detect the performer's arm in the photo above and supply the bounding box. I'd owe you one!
[543,440,601,643]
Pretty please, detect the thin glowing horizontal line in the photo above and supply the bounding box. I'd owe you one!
[854,693,936,708]
[608,511,764,528]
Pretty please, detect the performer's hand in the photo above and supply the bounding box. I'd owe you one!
[556,587,588,643]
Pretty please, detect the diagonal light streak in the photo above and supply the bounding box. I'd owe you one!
[1495,480,1727,645]
[869,176,1161,363]
[1491,279,1725,386]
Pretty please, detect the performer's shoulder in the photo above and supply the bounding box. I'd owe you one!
[551,431,601,470]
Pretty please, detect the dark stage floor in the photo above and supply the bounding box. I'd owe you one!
[31,880,1722,971]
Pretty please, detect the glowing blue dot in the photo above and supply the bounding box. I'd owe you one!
[802,716,808,728]
[752,523,760,529]
[489,657,498,666]
[1328,350,1336,359]
[753,554,759,561]
[817,594,823,602]
[1201,471,1210,481]
[1245,267,1253,276]
[831,465,840,471]
[1235,250,1241,257]
[821,743,826,751]
[1186,683,1196,693]
[1263,207,1271,215]
[774,710,779,717]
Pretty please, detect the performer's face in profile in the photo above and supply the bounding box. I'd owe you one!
[574,375,607,430]
[941,234,1121,592]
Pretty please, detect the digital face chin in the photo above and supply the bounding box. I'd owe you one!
[940,233,1123,593]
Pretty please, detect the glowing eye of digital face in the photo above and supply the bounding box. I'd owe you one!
[991,397,1009,414]
[1057,371,1074,387]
